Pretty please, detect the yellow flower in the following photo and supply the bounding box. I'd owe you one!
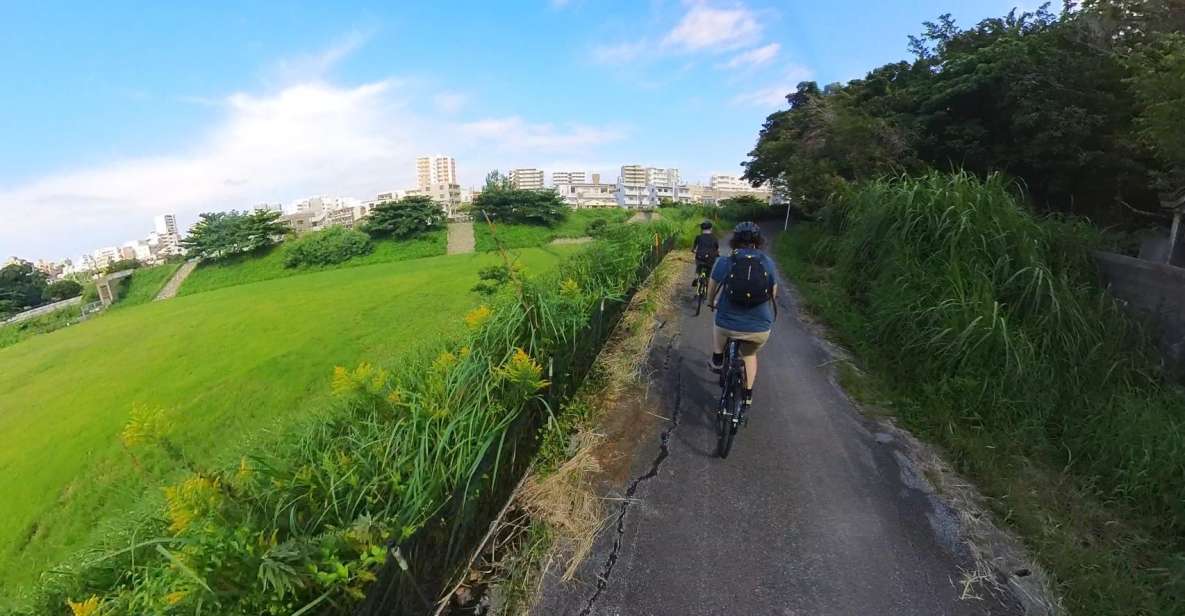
[234,457,252,485]
[386,389,403,404]
[433,350,457,373]
[497,348,549,393]
[560,278,580,296]
[120,404,169,448]
[464,305,492,329]
[458,346,471,359]
[165,590,188,605]
[163,475,222,534]
[67,596,103,616]
[331,363,389,397]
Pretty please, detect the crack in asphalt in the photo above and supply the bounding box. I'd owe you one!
[578,332,683,616]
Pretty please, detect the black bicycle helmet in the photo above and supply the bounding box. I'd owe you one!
[733,221,762,244]
[700,220,713,230]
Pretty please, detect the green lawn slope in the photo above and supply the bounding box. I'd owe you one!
[0,245,575,599]
[474,209,629,251]
[179,231,446,296]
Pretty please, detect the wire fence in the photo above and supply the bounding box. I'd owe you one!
[356,235,674,616]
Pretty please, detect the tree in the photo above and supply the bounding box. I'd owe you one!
[182,210,288,260]
[484,170,511,192]
[473,188,568,226]
[0,261,48,315]
[362,196,446,239]
[46,279,82,301]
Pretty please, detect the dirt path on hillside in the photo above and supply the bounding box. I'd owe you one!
[154,260,199,301]
[448,222,476,254]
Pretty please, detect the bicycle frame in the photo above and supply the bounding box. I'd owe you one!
[716,338,747,457]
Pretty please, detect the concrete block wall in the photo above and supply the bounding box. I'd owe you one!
[1095,251,1185,373]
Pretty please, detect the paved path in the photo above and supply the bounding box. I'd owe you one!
[154,260,199,301]
[448,221,475,255]
[535,235,1020,616]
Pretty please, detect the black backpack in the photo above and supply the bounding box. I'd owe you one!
[694,235,719,262]
[725,252,772,307]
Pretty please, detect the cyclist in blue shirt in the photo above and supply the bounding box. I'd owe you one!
[706,222,777,409]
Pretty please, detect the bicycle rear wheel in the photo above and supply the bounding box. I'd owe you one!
[695,282,705,316]
[716,393,735,458]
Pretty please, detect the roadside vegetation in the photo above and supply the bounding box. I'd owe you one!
[0,304,84,350]
[109,262,183,309]
[776,173,1185,615]
[0,246,576,610]
[474,209,629,251]
[9,222,674,615]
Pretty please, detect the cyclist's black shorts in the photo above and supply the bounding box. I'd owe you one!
[695,260,714,277]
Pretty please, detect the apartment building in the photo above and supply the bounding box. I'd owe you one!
[646,167,680,187]
[551,171,587,185]
[615,165,690,207]
[709,174,753,192]
[154,214,178,236]
[509,168,545,190]
[417,155,457,189]
[93,246,122,269]
[555,174,618,208]
[404,183,464,219]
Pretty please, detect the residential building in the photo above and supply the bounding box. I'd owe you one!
[254,203,283,214]
[552,171,587,185]
[509,168,545,190]
[93,246,122,269]
[555,178,619,208]
[615,165,691,208]
[404,182,464,219]
[280,209,325,234]
[154,213,178,236]
[687,182,772,206]
[646,167,680,187]
[33,260,63,279]
[417,155,457,189]
[709,175,752,192]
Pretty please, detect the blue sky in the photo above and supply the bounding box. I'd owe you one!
[1,0,1029,260]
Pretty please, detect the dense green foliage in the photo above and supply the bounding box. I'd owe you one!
[44,280,81,302]
[474,209,629,252]
[744,1,1185,225]
[473,180,568,226]
[0,304,83,350]
[282,227,373,268]
[103,259,141,274]
[179,232,446,296]
[8,224,669,614]
[781,172,1185,612]
[0,262,48,318]
[110,263,183,309]
[0,247,577,609]
[361,196,447,239]
[181,209,288,260]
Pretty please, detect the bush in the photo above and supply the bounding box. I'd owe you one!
[103,259,141,274]
[45,280,82,301]
[283,227,373,268]
[362,196,446,239]
[584,218,608,237]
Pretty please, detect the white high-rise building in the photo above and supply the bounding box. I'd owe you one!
[710,175,753,192]
[509,168,545,190]
[417,155,457,189]
[154,214,178,236]
[552,171,587,185]
[646,167,680,187]
[93,246,122,269]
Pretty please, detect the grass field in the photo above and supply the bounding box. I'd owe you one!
[0,245,575,599]
[178,230,446,296]
[0,305,83,351]
[110,262,182,308]
[474,209,629,251]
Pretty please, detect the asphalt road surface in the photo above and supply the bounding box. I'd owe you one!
[533,234,1021,616]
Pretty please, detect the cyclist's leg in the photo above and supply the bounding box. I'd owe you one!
[709,325,727,371]
[735,331,771,403]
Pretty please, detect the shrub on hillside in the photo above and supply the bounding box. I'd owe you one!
[183,209,288,260]
[282,227,373,268]
[45,279,82,301]
[362,196,446,239]
[103,258,141,274]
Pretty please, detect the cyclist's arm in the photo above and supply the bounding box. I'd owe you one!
[707,278,721,308]
[770,284,779,320]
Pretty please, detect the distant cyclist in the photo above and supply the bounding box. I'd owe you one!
[707,222,777,410]
[691,220,719,287]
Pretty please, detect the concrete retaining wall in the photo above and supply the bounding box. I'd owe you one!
[1095,251,1185,372]
[1,296,82,325]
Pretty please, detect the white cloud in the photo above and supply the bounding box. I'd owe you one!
[433,91,468,114]
[0,81,624,259]
[591,41,649,64]
[271,30,372,82]
[662,3,761,52]
[720,43,779,69]
[731,65,814,108]
[457,116,625,151]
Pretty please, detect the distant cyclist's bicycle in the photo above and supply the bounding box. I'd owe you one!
[693,267,709,316]
[715,336,748,458]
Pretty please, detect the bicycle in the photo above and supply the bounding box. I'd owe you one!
[715,337,748,458]
[693,267,709,316]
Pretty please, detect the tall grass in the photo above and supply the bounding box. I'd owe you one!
[0,304,83,350]
[110,263,183,308]
[15,222,674,615]
[786,171,1185,612]
[473,209,630,252]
